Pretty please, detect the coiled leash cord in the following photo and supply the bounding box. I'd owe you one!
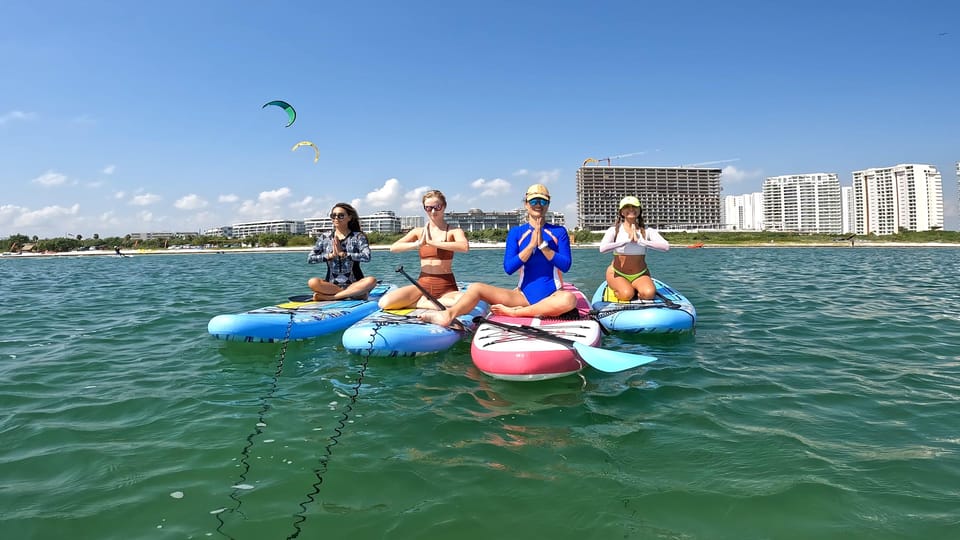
[285,319,384,539]
[216,311,296,538]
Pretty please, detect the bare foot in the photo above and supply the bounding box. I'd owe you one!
[489,304,519,316]
[418,310,454,327]
[312,292,336,301]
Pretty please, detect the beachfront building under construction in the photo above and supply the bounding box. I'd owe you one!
[576,166,722,232]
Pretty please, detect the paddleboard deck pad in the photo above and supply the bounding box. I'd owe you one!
[470,284,601,381]
[342,283,489,357]
[208,283,395,343]
[590,278,696,334]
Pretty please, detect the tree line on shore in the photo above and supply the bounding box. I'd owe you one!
[3,229,960,253]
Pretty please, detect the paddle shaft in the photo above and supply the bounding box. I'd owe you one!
[395,265,446,311]
[472,315,658,373]
[472,316,580,347]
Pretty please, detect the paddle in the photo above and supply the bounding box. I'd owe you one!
[472,316,657,373]
[394,265,446,311]
[395,265,473,333]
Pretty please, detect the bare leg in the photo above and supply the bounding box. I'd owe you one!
[378,284,423,309]
[633,274,656,300]
[490,290,577,317]
[605,266,635,301]
[419,283,525,327]
[332,276,378,300]
[308,277,344,301]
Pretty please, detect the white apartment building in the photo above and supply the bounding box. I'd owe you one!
[231,220,305,238]
[852,164,943,235]
[203,226,233,237]
[127,231,199,240]
[305,211,402,236]
[722,192,763,231]
[762,173,842,233]
[446,208,565,232]
[840,186,857,234]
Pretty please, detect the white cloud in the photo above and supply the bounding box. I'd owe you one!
[258,187,292,204]
[720,165,763,185]
[401,186,433,210]
[513,168,561,185]
[102,165,116,175]
[237,187,293,219]
[364,178,402,208]
[218,194,239,203]
[0,203,80,228]
[97,211,122,229]
[470,177,511,197]
[290,195,315,210]
[114,191,126,200]
[0,110,35,124]
[130,193,162,206]
[174,194,208,210]
[32,171,69,186]
[289,196,327,218]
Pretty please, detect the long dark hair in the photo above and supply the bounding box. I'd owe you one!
[331,202,362,233]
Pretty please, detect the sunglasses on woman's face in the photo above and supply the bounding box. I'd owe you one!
[330,213,347,219]
[527,198,549,207]
[423,204,444,212]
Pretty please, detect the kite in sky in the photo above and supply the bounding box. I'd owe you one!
[262,100,296,127]
[291,141,320,163]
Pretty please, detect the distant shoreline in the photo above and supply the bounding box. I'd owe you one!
[4,240,960,259]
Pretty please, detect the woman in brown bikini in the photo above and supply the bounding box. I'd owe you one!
[377,189,469,310]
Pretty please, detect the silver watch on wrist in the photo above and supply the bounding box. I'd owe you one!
[538,241,549,250]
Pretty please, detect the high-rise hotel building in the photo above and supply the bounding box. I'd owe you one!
[576,166,722,231]
[762,173,842,234]
[852,164,943,235]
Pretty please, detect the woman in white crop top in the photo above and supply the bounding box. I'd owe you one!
[598,196,669,300]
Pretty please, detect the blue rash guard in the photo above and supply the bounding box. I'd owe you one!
[503,223,572,304]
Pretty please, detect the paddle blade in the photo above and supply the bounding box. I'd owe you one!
[571,342,657,373]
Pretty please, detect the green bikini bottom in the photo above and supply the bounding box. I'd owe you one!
[612,267,649,282]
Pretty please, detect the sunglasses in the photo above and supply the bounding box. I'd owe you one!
[329,213,347,219]
[423,204,444,212]
[527,198,549,207]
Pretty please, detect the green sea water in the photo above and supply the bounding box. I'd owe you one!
[1,247,958,539]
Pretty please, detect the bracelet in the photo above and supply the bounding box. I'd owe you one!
[538,241,549,250]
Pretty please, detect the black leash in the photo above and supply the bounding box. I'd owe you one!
[285,320,383,539]
[216,311,296,539]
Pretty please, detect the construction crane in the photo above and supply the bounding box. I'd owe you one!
[582,151,650,167]
[680,158,740,168]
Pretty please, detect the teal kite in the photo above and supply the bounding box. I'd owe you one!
[262,100,296,127]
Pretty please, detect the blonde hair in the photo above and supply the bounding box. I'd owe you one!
[421,189,447,207]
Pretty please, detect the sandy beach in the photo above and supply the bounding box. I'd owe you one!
[4,240,960,259]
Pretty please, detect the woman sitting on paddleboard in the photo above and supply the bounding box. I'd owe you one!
[419,183,577,327]
[599,196,669,301]
[307,202,378,301]
[378,189,469,309]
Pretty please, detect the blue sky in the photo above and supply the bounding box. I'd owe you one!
[2,0,958,239]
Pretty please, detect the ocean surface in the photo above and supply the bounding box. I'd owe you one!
[1,246,958,539]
